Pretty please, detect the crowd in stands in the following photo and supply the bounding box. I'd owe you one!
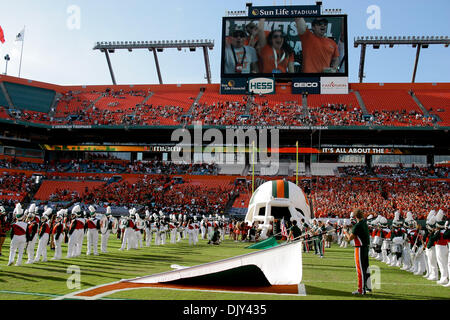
[338,165,449,178]
[306,104,366,126]
[47,174,238,218]
[2,87,445,128]
[187,100,248,126]
[368,109,435,127]
[302,176,448,220]
[0,157,218,176]
[0,172,40,204]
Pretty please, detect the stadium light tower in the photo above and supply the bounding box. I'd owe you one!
[354,36,450,83]
[93,39,215,85]
[3,54,10,75]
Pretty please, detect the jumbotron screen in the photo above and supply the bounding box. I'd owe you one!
[220,15,348,79]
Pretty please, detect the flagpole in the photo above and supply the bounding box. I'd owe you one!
[252,140,255,194]
[18,26,25,78]
[296,141,299,185]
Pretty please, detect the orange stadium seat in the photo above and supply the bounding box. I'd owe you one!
[414,90,450,126]
[34,180,105,201]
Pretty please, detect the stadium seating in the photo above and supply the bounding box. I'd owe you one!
[3,81,55,113]
[33,180,106,201]
[358,89,433,127]
[414,89,450,126]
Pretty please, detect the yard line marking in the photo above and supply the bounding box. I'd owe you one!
[0,290,61,298]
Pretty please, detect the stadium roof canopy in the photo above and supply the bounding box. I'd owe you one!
[93,40,215,85]
[354,36,450,83]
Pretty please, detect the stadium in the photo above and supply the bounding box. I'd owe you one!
[0,0,448,306]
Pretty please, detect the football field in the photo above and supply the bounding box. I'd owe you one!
[0,236,448,300]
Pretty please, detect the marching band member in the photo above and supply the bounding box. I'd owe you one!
[169,215,177,244]
[52,210,65,260]
[177,217,184,242]
[207,215,214,240]
[135,212,144,249]
[431,210,448,285]
[194,216,200,244]
[34,208,52,263]
[67,205,82,258]
[75,210,87,257]
[86,205,100,256]
[160,217,167,245]
[200,215,207,239]
[424,211,439,281]
[372,217,384,261]
[401,212,415,271]
[144,210,152,247]
[379,216,391,264]
[101,206,112,253]
[7,204,27,266]
[388,211,405,267]
[120,209,136,250]
[443,221,450,287]
[25,206,39,264]
[410,221,427,276]
[0,206,11,257]
[187,217,196,246]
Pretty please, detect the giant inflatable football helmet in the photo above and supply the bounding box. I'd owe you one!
[245,180,311,239]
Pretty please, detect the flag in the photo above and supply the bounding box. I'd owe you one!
[0,26,5,43]
[15,28,25,42]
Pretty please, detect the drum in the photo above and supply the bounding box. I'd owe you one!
[373,236,382,246]
[99,215,108,234]
[391,244,402,253]
[381,239,391,250]
[111,217,119,234]
[119,218,127,230]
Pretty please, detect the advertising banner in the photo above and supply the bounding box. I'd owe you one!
[220,77,247,94]
[292,77,321,94]
[320,76,349,94]
[248,5,321,18]
[248,77,275,94]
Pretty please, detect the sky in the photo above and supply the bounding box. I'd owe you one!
[0,0,449,86]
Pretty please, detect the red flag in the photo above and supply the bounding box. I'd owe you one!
[0,26,5,43]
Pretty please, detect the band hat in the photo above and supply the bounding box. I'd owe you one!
[435,209,444,222]
[72,204,81,215]
[106,206,112,216]
[0,206,5,214]
[88,205,96,214]
[405,211,414,221]
[28,203,36,214]
[427,210,436,222]
[43,207,53,216]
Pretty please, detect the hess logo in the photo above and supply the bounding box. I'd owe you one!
[249,78,274,94]
[294,82,318,88]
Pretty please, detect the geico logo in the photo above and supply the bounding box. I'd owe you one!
[294,82,318,88]
[250,83,273,89]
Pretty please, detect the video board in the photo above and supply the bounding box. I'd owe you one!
[221,14,348,79]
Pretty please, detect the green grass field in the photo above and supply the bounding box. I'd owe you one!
[0,235,448,300]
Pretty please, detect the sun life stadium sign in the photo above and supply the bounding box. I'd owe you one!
[248,5,321,18]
